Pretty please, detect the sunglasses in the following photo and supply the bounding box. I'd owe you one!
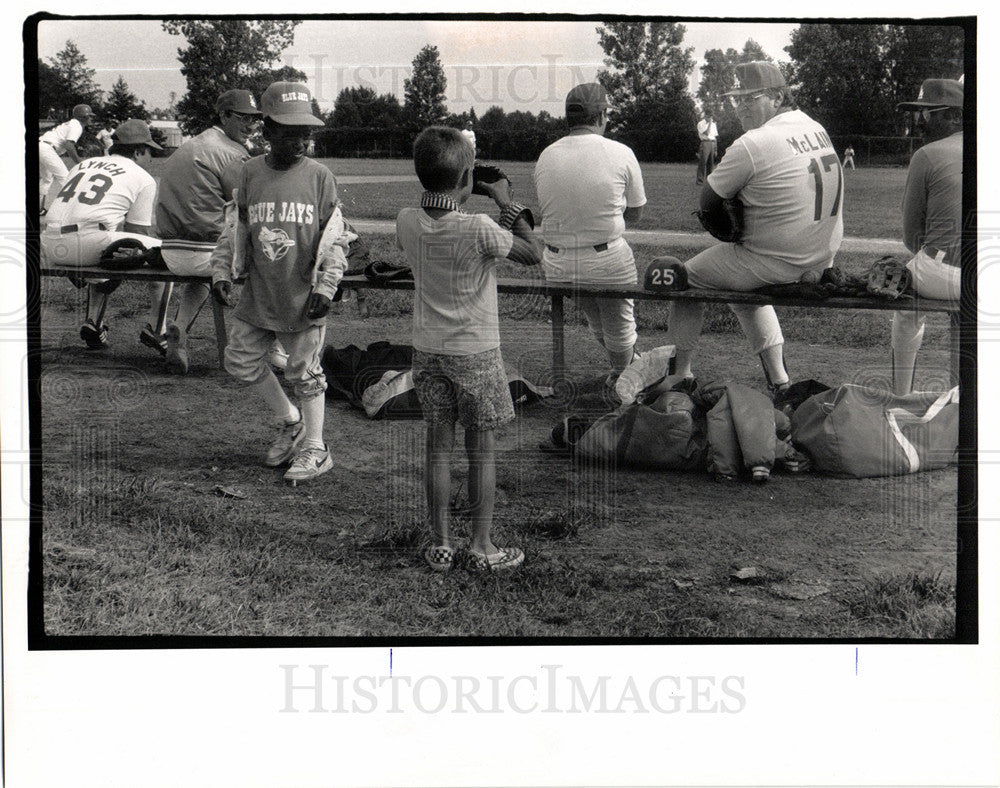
[229,111,261,122]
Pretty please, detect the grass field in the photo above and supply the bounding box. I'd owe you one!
[39,156,957,640]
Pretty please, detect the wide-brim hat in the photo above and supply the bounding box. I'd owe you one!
[113,118,162,150]
[724,61,786,96]
[896,78,963,111]
[261,81,325,126]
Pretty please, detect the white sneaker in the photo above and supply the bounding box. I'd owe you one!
[265,417,304,467]
[284,444,333,483]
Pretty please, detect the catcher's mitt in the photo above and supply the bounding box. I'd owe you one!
[866,256,912,300]
[472,162,510,196]
[99,238,158,271]
[694,198,744,243]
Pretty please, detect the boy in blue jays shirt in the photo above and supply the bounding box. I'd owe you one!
[210,82,354,484]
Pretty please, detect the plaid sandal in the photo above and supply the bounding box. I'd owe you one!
[464,546,525,573]
[423,545,455,572]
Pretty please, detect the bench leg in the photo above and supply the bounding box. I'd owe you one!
[551,294,565,386]
[211,298,228,369]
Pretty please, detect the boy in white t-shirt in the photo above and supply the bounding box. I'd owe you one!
[39,104,95,213]
[396,126,540,572]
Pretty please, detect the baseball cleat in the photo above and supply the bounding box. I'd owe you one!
[265,417,305,468]
[283,444,333,484]
[139,324,168,357]
[79,319,109,349]
[164,322,189,375]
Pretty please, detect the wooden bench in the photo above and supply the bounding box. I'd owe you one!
[41,266,962,383]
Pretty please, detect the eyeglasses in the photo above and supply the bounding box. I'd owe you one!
[229,111,260,122]
[732,91,768,107]
[919,107,950,121]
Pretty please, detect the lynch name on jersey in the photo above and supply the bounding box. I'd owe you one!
[247,201,316,225]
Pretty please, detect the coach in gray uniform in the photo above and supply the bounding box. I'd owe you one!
[148,89,262,372]
[891,78,964,394]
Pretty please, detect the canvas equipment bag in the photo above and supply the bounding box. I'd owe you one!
[790,384,959,478]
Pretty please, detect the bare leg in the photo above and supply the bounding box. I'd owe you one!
[426,422,455,547]
[465,428,497,555]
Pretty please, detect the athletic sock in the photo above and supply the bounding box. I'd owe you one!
[299,393,326,452]
[146,283,171,335]
[759,345,789,387]
[253,369,298,424]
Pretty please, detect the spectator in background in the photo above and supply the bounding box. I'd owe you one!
[461,121,476,155]
[696,110,718,184]
[96,121,114,155]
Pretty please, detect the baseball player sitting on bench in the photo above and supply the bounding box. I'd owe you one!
[149,88,263,373]
[890,78,963,395]
[40,119,163,350]
[397,126,540,572]
[666,62,844,393]
[39,103,95,215]
[533,82,647,393]
[209,81,351,485]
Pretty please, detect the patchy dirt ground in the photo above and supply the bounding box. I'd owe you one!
[38,284,958,638]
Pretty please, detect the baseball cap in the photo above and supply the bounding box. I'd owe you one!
[565,83,610,114]
[724,62,786,96]
[215,89,262,116]
[260,81,325,126]
[896,78,963,111]
[113,119,163,150]
[72,104,95,120]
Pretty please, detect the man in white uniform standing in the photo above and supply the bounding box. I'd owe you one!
[534,82,647,385]
[39,104,95,213]
[41,119,162,349]
[666,62,844,392]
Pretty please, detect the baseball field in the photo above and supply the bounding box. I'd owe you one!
[38,160,958,639]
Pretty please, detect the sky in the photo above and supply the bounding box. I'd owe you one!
[34,18,798,115]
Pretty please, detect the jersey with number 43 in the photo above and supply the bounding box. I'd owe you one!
[43,155,157,230]
[708,109,844,267]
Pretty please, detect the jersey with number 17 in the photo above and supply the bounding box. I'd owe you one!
[43,155,157,230]
[708,109,844,268]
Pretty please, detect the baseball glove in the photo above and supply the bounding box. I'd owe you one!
[472,162,510,196]
[99,238,158,271]
[694,198,744,243]
[866,256,912,300]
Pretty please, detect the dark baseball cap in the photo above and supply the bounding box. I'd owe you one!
[72,104,95,120]
[215,89,262,116]
[113,119,163,150]
[261,81,325,126]
[566,83,610,114]
[897,79,963,111]
[724,62,786,96]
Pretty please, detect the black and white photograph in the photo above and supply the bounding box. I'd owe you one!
[3,5,999,787]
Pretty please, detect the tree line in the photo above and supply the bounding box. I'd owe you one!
[37,21,964,163]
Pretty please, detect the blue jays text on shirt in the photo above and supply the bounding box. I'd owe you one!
[247,201,316,225]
